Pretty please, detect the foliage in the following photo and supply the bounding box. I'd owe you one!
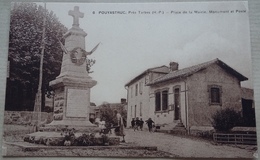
[197,130,214,140]
[212,108,243,132]
[86,59,96,74]
[75,133,95,146]
[60,126,76,146]
[6,2,67,111]
[60,126,109,146]
[99,104,117,128]
[99,103,127,128]
[101,134,109,145]
[6,2,97,112]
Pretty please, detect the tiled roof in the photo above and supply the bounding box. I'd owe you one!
[125,65,169,86]
[148,58,248,85]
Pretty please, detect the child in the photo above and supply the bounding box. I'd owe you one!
[145,118,155,132]
[131,118,135,129]
[139,118,144,131]
[134,117,140,131]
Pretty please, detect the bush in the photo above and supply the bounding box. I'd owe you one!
[212,108,242,132]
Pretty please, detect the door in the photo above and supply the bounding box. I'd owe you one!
[174,88,180,120]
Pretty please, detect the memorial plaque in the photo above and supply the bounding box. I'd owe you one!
[66,88,88,117]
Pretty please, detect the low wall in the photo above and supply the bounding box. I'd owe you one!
[189,126,215,139]
[4,111,53,125]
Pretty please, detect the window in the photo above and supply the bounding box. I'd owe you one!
[140,102,142,116]
[135,84,138,96]
[145,75,149,84]
[155,89,169,112]
[130,87,133,98]
[162,90,168,110]
[211,88,220,103]
[134,105,137,117]
[155,92,161,111]
[139,81,143,94]
[209,85,222,105]
[174,87,180,108]
[149,73,153,82]
[174,87,180,120]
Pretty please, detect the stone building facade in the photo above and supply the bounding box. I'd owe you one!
[125,58,249,130]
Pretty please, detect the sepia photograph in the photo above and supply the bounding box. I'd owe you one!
[1,1,258,158]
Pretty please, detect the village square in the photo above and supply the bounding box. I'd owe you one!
[2,2,258,159]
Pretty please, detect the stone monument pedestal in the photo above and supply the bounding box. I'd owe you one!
[46,75,97,131]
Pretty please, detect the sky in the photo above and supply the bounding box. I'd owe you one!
[38,1,252,106]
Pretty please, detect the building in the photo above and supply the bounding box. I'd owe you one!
[125,58,249,131]
[241,87,255,126]
[125,65,170,127]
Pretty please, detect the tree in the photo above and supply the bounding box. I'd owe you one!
[86,59,96,74]
[99,104,117,128]
[5,2,67,111]
[212,108,243,132]
[99,103,127,128]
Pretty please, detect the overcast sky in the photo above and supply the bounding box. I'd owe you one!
[39,2,252,105]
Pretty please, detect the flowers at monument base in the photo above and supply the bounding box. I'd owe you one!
[64,140,71,146]
[23,125,120,146]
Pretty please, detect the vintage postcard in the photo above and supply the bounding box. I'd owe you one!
[2,1,257,158]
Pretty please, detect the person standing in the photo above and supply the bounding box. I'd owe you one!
[145,118,154,132]
[114,110,126,142]
[131,118,135,129]
[134,117,140,131]
[139,118,144,131]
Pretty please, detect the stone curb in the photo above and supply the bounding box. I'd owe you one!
[4,141,157,152]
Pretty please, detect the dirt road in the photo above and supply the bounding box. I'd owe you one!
[124,128,256,158]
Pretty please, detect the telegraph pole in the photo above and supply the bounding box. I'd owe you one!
[33,2,46,131]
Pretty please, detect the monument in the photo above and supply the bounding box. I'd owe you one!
[23,6,121,146]
[47,6,97,129]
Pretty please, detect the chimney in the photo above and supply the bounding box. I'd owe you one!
[169,62,179,71]
[121,98,127,104]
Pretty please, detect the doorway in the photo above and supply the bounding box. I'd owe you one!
[174,88,180,120]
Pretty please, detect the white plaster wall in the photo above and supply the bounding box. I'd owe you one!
[149,81,187,126]
[126,76,150,127]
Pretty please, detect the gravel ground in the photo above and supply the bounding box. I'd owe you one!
[2,145,174,157]
[2,125,257,158]
[2,125,174,157]
[124,128,257,158]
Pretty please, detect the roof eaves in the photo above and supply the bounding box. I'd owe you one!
[147,59,218,86]
[148,59,248,86]
[125,65,169,87]
[124,70,148,87]
[216,60,248,81]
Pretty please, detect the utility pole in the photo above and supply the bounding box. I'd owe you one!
[33,2,46,131]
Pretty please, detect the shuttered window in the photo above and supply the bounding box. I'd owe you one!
[162,90,168,110]
[155,92,161,111]
[208,85,222,105]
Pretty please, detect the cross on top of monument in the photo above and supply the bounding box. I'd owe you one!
[68,6,84,27]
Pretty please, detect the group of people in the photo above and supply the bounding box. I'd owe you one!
[131,117,144,131]
[98,111,156,143]
[131,117,155,132]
